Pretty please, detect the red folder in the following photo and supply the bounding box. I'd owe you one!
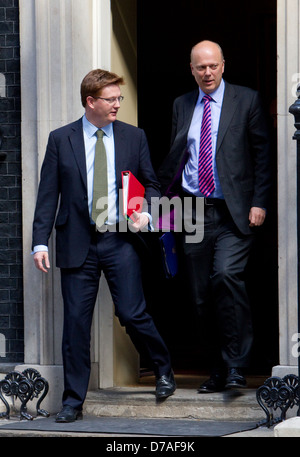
[122,171,145,220]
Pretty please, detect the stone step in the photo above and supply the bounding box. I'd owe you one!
[84,374,266,423]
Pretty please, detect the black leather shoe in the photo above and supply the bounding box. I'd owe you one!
[156,371,176,399]
[225,368,247,388]
[198,373,226,393]
[55,405,83,423]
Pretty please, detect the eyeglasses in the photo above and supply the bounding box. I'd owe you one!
[93,96,124,105]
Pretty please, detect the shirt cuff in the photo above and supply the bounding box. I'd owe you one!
[141,212,154,232]
[31,245,48,255]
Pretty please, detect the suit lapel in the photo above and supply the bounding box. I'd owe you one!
[216,82,239,152]
[183,90,199,136]
[68,119,126,193]
[69,118,88,190]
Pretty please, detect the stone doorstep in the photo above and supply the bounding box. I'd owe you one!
[84,375,266,422]
[0,372,274,423]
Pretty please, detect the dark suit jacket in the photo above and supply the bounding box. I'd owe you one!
[32,118,160,268]
[158,81,271,235]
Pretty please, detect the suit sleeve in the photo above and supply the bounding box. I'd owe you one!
[248,91,272,209]
[137,129,161,212]
[157,97,189,196]
[170,98,180,146]
[32,132,60,249]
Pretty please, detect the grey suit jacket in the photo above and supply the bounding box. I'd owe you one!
[158,81,271,235]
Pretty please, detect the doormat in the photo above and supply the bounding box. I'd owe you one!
[0,415,259,437]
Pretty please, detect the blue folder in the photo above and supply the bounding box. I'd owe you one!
[159,232,178,278]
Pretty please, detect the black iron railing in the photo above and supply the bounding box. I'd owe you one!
[0,368,49,420]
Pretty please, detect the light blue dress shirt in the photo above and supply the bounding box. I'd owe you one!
[83,115,152,229]
[83,115,119,225]
[182,78,225,199]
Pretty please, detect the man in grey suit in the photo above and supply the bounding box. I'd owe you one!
[32,69,175,422]
[158,41,271,392]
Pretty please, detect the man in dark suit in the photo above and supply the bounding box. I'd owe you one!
[32,69,175,422]
[158,41,271,392]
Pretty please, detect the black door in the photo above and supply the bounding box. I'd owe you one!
[137,0,278,376]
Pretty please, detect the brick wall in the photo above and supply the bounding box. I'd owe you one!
[0,0,23,364]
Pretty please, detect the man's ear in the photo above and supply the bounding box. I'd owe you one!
[86,96,95,109]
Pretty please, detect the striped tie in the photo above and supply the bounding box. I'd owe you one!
[198,94,215,196]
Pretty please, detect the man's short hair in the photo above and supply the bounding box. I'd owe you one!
[80,69,125,107]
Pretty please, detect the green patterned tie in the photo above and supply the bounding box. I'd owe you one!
[91,129,108,226]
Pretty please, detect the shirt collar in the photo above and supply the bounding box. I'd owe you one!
[82,114,113,138]
[199,78,225,104]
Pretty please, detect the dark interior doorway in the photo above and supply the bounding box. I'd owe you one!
[137,0,278,376]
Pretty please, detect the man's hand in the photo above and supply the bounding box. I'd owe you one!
[33,251,50,273]
[249,207,266,227]
[129,211,150,232]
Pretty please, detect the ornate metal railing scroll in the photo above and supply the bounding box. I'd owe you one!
[256,375,299,427]
[0,368,50,420]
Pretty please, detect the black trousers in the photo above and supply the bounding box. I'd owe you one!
[60,229,172,410]
[183,198,254,370]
